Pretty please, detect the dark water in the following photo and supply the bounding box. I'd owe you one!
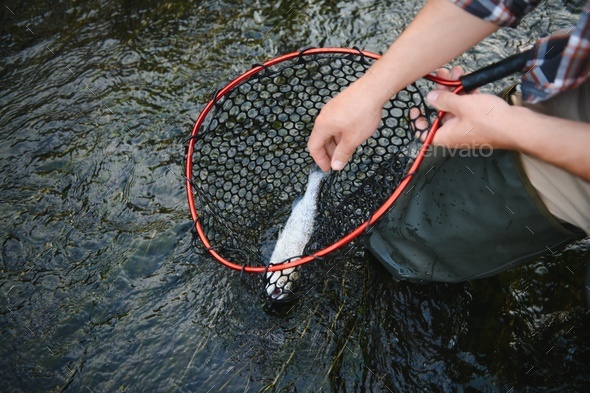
[1,0,588,392]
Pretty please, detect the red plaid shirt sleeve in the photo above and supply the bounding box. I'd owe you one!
[450,0,590,103]
[449,0,541,27]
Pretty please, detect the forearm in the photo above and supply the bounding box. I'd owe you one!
[507,107,590,182]
[309,0,501,171]
[359,0,499,106]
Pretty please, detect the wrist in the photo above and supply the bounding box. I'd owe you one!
[499,105,541,152]
[353,69,400,108]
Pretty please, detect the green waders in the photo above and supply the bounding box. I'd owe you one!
[366,83,587,283]
[366,147,585,282]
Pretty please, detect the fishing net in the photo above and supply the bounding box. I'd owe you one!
[186,47,433,282]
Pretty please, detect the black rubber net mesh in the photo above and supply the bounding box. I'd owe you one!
[189,51,433,287]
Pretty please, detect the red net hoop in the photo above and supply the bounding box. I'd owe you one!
[186,47,436,275]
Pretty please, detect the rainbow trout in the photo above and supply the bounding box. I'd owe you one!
[265,166,328,301]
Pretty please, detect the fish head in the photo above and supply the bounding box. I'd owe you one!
[264,265,300,302]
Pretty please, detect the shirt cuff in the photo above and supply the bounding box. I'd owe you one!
[449,0,539,28]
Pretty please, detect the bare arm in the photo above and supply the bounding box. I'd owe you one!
[308,0,498,171]
[507,107,590,182]
[362,0,499,105]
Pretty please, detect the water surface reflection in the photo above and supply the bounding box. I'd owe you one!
[1,0,588,391]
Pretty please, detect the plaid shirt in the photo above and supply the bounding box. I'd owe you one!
[450,0,590,103]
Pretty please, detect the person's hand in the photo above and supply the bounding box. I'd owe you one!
[308,78,385,172]
[415,66,590,182]
[412,66,514,150]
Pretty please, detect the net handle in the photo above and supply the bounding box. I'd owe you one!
[460,49,531,91]
[424,49,532,90]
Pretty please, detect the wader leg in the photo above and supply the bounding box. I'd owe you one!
[366,148,584,283]
[368,80,588,284]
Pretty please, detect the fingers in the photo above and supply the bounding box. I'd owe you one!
[307,132,333,173]
[435,68,452,91]
[330,139,358,171]
[409,107,430,142]
[409,107,429,130]
[435,66,464,89]
[308,136,356,172]
[308,121,353,172]
[409,107,422,122]
[450,65,464,80]
[426,90,462,114]
[429,66,465,111]
[324,137,337,161]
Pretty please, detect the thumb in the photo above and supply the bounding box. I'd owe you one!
[330,142,356,171]
[426,90,461,113]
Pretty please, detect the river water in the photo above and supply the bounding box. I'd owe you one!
[1,0,588,392]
